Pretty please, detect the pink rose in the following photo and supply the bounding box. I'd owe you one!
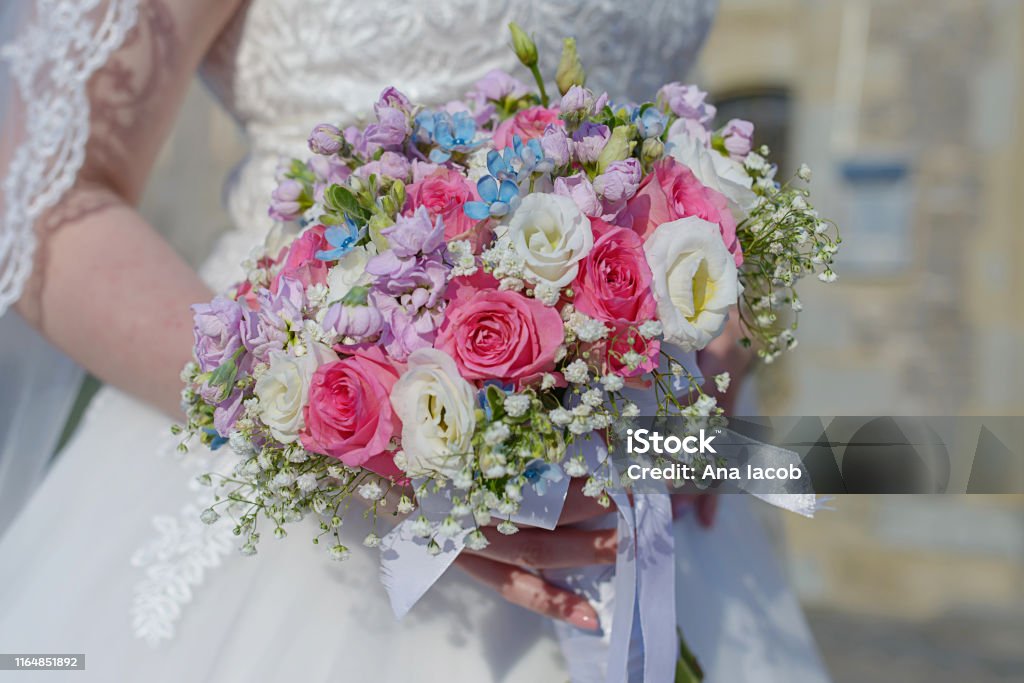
[272,224,330,292]
[435,287,564,386]
[405,167,480,242]
[493,106,562,149]
[301,347,403,480]
[604,323,660,378]
[626,159,743,266]
[573,225,657,325]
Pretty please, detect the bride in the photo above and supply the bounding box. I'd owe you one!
[0,1,830,681]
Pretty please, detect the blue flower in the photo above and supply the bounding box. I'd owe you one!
[414,111,481,163]
[463,134,556,220]
[315,217,363,261]
[523,459,565,496]
[632,106,667,139]
[488,135,553,182]
[464,175,521,220]
[476,381,515,418]
[202,427,228,451]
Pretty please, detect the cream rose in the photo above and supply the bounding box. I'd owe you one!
[667,130,757,218]
[390,348,477,478]
[506,192,593,289]
[644,216,739,351]
[255,342,336,443]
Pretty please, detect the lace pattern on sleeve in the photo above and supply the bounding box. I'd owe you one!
[0,0,140,314]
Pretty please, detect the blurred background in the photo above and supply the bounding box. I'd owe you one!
[697,2,1024,681]
[14,0,1024,680]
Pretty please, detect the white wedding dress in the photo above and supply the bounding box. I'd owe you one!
[0,1,831,681]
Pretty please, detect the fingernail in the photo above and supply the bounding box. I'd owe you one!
[568,603,600,631]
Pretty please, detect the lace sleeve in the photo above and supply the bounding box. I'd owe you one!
[0,0,140,315]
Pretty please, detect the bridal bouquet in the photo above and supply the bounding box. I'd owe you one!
[176,25,838,681]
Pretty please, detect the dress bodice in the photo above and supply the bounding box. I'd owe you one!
[196,0,717,288]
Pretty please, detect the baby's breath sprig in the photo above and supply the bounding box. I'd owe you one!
[736,154,841,363]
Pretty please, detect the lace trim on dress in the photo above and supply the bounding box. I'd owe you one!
[130,435,239,645]
[0,0,140,314]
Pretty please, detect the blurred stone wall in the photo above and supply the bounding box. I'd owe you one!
[700,2,1024,679]
[701,0,1024,417]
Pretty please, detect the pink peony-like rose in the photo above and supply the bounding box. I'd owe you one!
[493,106,562,149]
[272,224,330,292]
[405,167,480,242]
[435,286,564,387]
[626,159,743,266]
[573,224,657,325]
[301,347,403,480]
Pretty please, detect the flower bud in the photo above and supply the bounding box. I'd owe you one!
[559,85,594,116]
[308,123,342,156]
[721,118,755,160]
[596,125,636,173]
[555,38,586,95]
[508,23,538,67]
[641,137,665,164]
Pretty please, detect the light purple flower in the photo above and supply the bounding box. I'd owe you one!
[370,292,444,361]
[192,296,245,373]
[308,156,352,204]
[365,106,409,150]
[379,207,445,258]
[344,126,372,157]
[471,69,529,103]
[554,174,601,217]
[241,277,304,363]
[572,122,610,164]
[269,179,304,222]
[308,123,342,156]
[594,158,642,203]
[366,251,448,308]
[322,302,384,340]
[722,118,755,160]
[540,124,571,167]
[560,85,595,116]
[667,116,711,145]
[657,83,717,125]
[213,389,244,437]
[354,151,411,182]
[375,87,413,116]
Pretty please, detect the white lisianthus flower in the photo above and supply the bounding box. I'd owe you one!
[255,342,337,443]
[326,245,374,302]
[667,131,757,218]
[644,217,739,352]
[390,348,477,478]
[505,193,593,289]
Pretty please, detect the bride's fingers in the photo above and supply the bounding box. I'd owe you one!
[696,494,718,528]
[464,527,617,569]
[671,493,719,528]
[557,478,616,526]
[454,554,600,631]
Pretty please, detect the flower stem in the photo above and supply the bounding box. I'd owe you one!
[529,64,550,107]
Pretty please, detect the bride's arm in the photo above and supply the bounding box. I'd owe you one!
[13,0,244,417]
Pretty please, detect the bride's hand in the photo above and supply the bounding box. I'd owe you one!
[454,480,718,629]
[455,478,613,630]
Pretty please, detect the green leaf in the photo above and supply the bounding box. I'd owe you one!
[325,184,368,221]
[675,627,704,683]
[368,213,393,252]
[340,285,370,307]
